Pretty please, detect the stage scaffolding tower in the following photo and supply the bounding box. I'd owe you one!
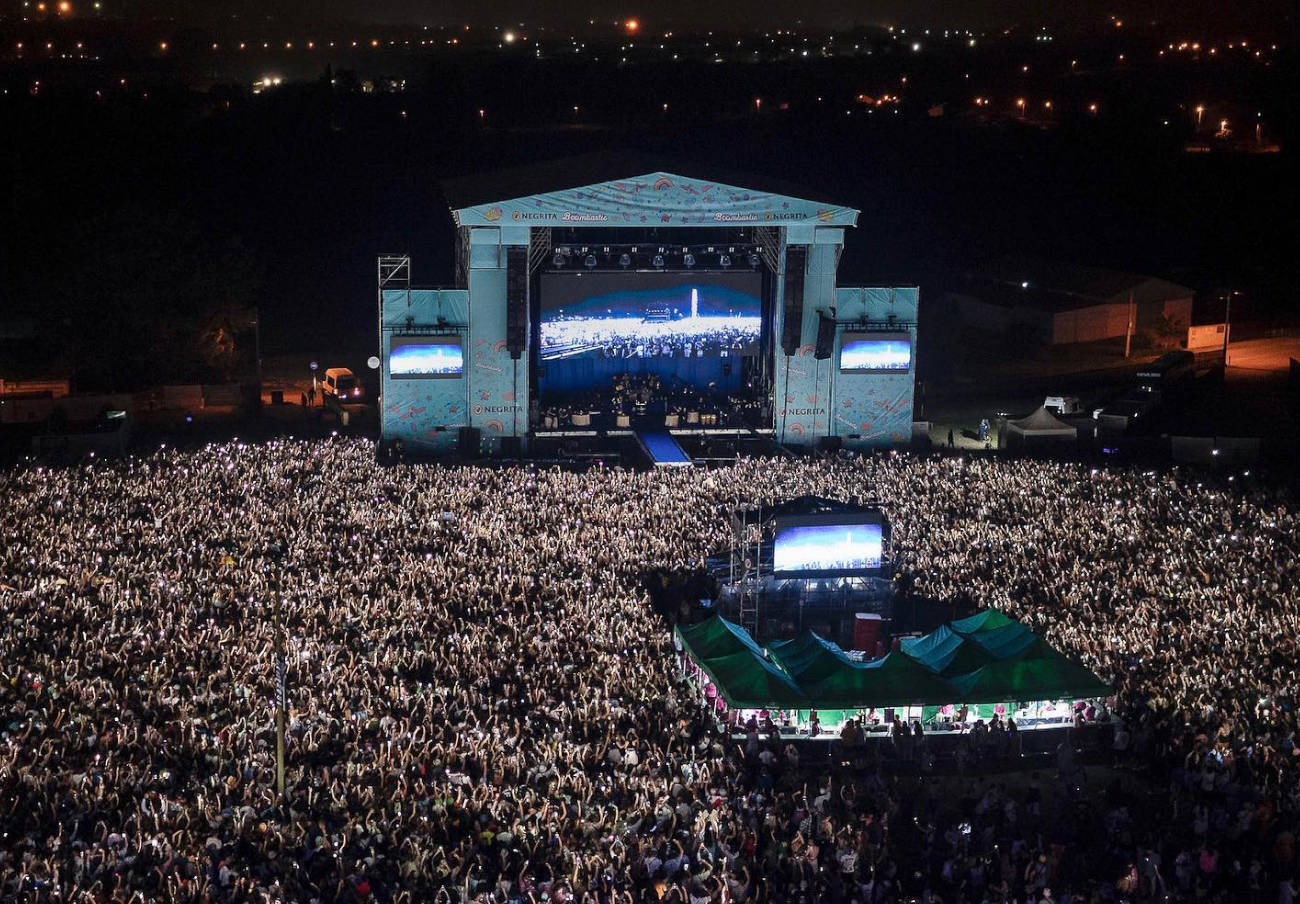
[729,503,765,635]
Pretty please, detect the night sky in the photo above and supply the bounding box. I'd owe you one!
[120,0,1296,31]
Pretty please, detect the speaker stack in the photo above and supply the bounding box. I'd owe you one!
[780,245,807,357]
[505,246,527,361]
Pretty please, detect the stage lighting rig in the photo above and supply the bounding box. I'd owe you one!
[719,254,732,268]
[618,253,632,268]
[584,254,598,268]
[652,253,666,268]
[683,253,696,268]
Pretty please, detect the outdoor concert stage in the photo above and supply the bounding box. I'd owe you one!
[376,160,919,457]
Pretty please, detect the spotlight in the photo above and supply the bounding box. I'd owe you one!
[683,253,696,268]
[748,251,761,267]
[552,252,566,268]
[719,254,732,268]
[584,254,598,268]
[652,254,665,268]
[619,252,632,268]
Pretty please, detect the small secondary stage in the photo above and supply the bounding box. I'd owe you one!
[709,495,895,644]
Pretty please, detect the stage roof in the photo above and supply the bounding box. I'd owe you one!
[450,170,859,229]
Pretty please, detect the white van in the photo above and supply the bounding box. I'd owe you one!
[1043,395,1081,416]
[322,367,362,401]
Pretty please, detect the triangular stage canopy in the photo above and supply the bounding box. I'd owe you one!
[451,172,860,229]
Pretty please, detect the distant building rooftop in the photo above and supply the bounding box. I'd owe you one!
[978,255,1195,308]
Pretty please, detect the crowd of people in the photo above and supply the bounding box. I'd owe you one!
[2,440,1299,903]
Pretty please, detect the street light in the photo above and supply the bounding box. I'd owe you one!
[1222,290,1241,366]
[274,594,287,802]
[1195,104,1205,128]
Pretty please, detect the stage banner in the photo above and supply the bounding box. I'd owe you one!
[453,172,859,229]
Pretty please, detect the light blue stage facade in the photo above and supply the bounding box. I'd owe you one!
[774,286,919,447]
[379,288,472,454]
[379,171,917,454]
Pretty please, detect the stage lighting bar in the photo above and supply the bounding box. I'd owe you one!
[545,244,765,271]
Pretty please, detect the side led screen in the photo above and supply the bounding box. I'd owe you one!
[840,332,912,373]
[389,336,464,378]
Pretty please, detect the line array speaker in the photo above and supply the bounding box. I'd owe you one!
[780,245,807,357]
[814,312,836,360]
[506,246,527,360]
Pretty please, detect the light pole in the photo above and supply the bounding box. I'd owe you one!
[1222,291,1236,367]
[274,594,287,802]
[250,310,263,410]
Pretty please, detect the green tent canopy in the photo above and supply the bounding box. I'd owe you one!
[947,651,1112,704]
[677,614,1109,715]
[809,652,955,709]
[965,622,1041,661]
[693,649,808,709]
[899,624,962,660]
[900,626,997,677]
[767,631,858,685]
[950,608,1018,635]
[676,615,767,662]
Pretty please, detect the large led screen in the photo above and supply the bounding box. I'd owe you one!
[539,272,762,363]
[840,333,912,373]
[389,336,463,378]
[772,515,885,578]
